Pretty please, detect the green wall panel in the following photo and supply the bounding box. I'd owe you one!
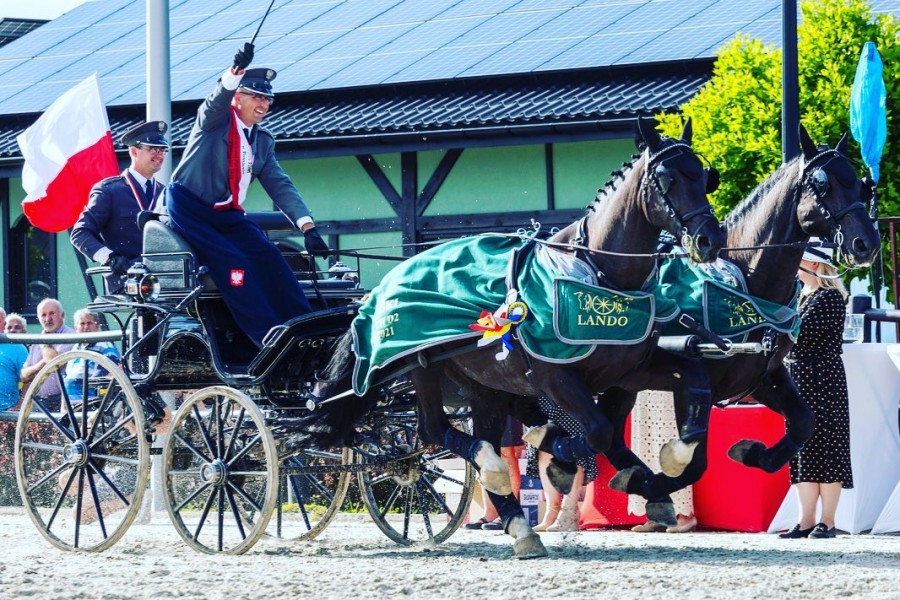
[552,138,636,210]
[425,145,546,216]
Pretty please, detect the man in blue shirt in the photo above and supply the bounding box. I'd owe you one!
[71,121,169,293]
[0,307,27,411]
[64,308,121,401]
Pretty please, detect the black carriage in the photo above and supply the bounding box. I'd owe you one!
[12,213,475,554]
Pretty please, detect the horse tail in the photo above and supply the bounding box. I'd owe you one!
[283,330,376,450]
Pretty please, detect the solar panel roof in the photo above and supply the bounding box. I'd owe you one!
[0,0,894,118]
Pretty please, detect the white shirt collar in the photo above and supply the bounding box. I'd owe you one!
[128,168,149,187]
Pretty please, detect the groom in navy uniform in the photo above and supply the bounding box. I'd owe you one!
[167,43,330,346]
[71,120,169,293]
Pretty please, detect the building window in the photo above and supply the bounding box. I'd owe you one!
[9,216,56,315]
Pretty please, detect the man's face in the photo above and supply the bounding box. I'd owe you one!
[130,144,166,176]
[74,314,99,333]
[232,89,272,126]
[38,302,64,333]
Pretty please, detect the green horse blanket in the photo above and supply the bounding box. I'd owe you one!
[656,257,800,344]
[351,234,677,394]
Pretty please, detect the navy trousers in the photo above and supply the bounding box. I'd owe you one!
[167,183,312,345]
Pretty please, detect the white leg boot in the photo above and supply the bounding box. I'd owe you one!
[547,502,579,532]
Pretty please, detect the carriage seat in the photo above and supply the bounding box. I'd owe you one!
[141,218,360,294]
[142,219,217,292]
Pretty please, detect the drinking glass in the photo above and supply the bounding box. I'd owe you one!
[843,314,864,343]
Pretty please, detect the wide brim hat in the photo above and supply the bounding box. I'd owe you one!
[121,120,169,147]
[238,68,276,98]
[801,238,836,269]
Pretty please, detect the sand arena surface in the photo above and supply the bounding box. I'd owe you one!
[1,509,899,600]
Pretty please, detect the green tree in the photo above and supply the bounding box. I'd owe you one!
[659,0,899,272]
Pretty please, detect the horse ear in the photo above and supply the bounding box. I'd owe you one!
[681,118,693,144]
[798,123,817,159]
[635,116,662,151]
[836,131,850,155]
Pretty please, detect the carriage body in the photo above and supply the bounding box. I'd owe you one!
[13,213,474,554]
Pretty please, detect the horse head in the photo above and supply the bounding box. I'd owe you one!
[796,124,880,267]
[635,116,725,263]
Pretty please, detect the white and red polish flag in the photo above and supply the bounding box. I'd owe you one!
[16,74,118,233]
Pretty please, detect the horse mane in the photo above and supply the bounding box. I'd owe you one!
[723,156,802,230]
[585,152,642,212]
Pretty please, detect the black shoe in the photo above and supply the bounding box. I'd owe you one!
[778,523,815,539]
[464,517,489,530]
[481,518,504,530]
[808,523,837,539]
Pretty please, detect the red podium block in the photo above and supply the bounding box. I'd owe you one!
[693,404,790,532]
[580,418,643,529]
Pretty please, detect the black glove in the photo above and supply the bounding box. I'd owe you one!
[233,42,254,72]
[304,228,330,257]
[136,210,160,231]
[105,253,130,276]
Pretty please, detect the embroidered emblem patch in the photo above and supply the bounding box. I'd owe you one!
[230,269,245,286]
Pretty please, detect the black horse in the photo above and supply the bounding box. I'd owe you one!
[304,117,725,557]
[542,125,881,519]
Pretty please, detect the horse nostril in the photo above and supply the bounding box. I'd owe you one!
[852,237,870,255]
[696,236,711,252]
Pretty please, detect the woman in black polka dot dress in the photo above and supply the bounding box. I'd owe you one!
[780,243,852,540]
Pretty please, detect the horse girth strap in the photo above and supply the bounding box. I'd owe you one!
[573,217,616,288]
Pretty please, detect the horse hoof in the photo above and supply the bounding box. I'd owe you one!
[513,533,548,559]
[480,469,513,496]
[646,501,677,527]
[608,466,646,495]
[659,439,698,477]
[546,458,577,495]
[727,439,764,468]
[522,426,547,448]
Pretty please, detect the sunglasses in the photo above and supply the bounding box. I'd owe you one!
[137,145,168,154]
[239,90,275,105]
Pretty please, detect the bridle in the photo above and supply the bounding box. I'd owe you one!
[642,141,718,253]
[798,148,868,254]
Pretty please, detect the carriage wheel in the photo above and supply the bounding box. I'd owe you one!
[162,386,278,554]
[356,409,476,545]
[271,446,352,541]
[14,350,149,552]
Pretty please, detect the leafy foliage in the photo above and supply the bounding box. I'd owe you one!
[658,0,899,291]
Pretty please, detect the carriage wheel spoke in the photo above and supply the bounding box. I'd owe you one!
[85,468,109,539]
[193,487,218,541]
[402,488,412,539]
[226,434,262,467]
[224,407,245,460]
[74,469,86,548]
[173,432,213,464]
[46,467,78,530]
[217,487,225,552]
[86,459,131,506]
[32,397,77,442]
[86,379,119,441]
[192,404,217,458]
[224,486,247,540]
[420,475,454,518]
[173,479,212,513]
[25,461,72,495]
[56,369,82,439]
[415,482,434,538]
[226,479,264,514]
[89,414,136,450]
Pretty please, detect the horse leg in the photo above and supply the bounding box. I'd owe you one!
[525,369,613,466]
[727,364,814,473]
[596,387,677,527]
[411,367,512,496]
[469,397,547,559]
[640,352,712,477]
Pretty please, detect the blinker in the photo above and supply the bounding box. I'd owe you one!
[705,167,720,194]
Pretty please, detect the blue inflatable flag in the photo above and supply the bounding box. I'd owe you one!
[850,42,887,183]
